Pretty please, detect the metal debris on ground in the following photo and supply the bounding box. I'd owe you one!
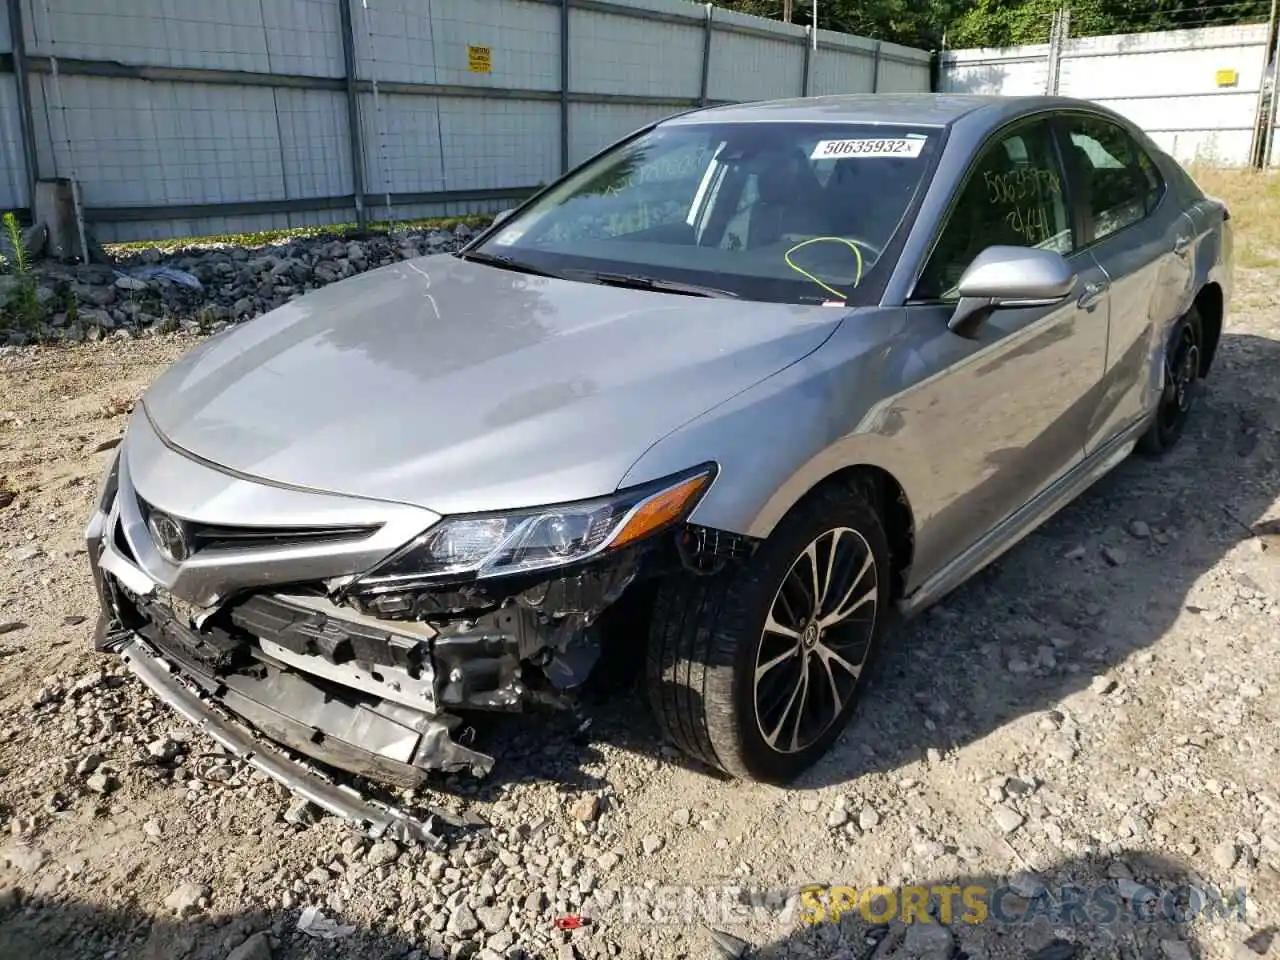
[296,905,356,939]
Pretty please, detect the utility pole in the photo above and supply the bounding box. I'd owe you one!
[812,0,817,48]
[1251,0,1279,167]
[783,0,792,23]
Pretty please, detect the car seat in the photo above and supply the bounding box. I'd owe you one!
[746,149,829,249]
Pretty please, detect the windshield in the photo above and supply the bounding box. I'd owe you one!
[473,121,939,304]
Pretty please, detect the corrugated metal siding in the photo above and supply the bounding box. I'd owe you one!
[942,24,1274,165]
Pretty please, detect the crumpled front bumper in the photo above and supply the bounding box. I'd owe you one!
[87,481,489,845]
[116,634,458,846]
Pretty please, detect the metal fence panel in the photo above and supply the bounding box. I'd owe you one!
[942,24,1273,166]
[32,75,288,205]
[568,101,676,167]
[808,37,877,96]
[570,7,702,98]
[876,42,931,93]
[22,0,342,75]
[940,44,1052,96]
[359,90,445,198]
[354,0,560,90]
[0,77,24,210]
[262,0,345,78]
[438,96,560,191]
[275,88,353,201]
[706,10,805,102]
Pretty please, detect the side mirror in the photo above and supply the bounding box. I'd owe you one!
[948,245,1076,338]
[491,208,515,227]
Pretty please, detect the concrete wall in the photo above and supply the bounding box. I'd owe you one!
[940,23,1275,167]
[0,0,932,241]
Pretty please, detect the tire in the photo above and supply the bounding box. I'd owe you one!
[1137,306,1204,456]
[645,482,892,783]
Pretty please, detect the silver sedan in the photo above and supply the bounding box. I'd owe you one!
[86,93,1232,836]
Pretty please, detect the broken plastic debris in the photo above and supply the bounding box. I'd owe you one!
[296,905,356,939]
[129,265,203,290]
[554,915,587,930]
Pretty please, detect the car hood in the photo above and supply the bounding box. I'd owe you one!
[142,255,840,515]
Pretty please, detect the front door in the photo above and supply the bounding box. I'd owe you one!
[895,117,1111,584]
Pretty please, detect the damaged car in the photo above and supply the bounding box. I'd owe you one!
[87,94,1231,830]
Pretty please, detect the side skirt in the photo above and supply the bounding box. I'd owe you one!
[898,414,1152,618]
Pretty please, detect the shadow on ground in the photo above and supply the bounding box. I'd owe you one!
[0,850,1272,959]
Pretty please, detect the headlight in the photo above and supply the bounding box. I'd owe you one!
[358,465,716,587]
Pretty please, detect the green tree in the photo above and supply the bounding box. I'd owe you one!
[714,0,1271,50]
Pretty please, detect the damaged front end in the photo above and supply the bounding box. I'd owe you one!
[86,424,734,839]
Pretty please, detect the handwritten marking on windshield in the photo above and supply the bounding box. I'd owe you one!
[783,237,866,301]
[602,147,714,196]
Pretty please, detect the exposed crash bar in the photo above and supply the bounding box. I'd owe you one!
[118,636,451,849]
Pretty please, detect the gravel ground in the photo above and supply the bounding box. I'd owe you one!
[0,256,1277,960]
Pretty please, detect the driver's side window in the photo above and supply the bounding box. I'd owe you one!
[917,120,1072,301]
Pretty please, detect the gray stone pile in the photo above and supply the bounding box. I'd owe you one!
[0,222,483,346]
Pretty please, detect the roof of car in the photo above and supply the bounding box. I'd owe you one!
[663,93,1080,128]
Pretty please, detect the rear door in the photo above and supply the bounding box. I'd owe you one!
[1054,112,1196,455]
[895,116,1111,580]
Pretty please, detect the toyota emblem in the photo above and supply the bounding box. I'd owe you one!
[147,511,190,564]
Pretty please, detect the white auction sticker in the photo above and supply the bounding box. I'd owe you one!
[810,137,926,160]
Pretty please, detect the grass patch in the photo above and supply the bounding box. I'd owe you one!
[103,213,495,257]
[1187,166,1280,269]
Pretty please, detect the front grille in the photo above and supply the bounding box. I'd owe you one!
[136,495,379,556]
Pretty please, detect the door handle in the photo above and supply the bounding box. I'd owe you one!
[1173,234,1193,257]
[1077,280,1108,310]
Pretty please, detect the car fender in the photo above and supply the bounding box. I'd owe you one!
[620,308,923,544]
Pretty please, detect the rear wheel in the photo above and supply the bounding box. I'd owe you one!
[645,483,891,783]
[1137,307,1203,456]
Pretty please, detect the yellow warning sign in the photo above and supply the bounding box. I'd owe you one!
[1216,68,1239,87]
[468,45,492,74]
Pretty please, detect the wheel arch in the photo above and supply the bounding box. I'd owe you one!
[751,463,917,602]
[1193,281,1224,377]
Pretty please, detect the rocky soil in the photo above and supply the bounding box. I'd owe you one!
[0,256,1277,960]
[1,223,479,345]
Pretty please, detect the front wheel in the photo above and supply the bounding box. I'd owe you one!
[645,483,891,783]
[1137,306,1203,456]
